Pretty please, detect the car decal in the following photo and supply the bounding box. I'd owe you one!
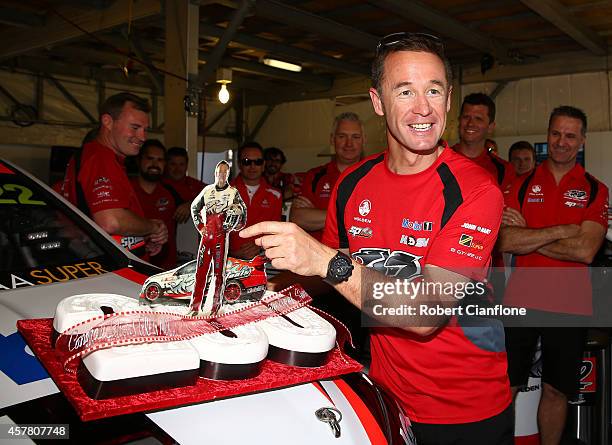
[114,268,149,285]
[334,378,388,445]
[0,332,48,384]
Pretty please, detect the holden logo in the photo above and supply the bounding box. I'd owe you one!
[358,199,371,216]
[532,185,542,193]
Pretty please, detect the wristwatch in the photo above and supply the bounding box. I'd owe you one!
[324,251,354,285]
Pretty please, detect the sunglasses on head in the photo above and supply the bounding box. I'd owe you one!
[241,158,264,166]
[376,32,443,54]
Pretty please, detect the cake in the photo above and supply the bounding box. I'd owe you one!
[256,292,336,367]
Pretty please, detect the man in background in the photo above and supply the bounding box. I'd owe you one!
[229,142,282,259]
[263,146,295,201]
[453,93,515,191]
[60,92,167,258]
[132,140,181,269]
[163,147,206,223]
[508,140,536,177]
[290,112,365,240]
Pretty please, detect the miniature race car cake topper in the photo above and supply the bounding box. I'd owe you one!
[189,160,246,316]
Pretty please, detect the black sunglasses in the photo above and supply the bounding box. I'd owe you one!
[241,158,264,166]
[376,32,443,53]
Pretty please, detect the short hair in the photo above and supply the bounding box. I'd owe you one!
[238,141,263,160]
[99,92,151,120]
[372,33,452,93]
[331,112,364,136]
[264,147,286,164]
[508,141,535,159]
[166,146,189,161]
[139,139,166,157]
[460,93,496,123]
[548,106,587,135]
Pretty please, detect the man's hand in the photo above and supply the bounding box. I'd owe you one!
[502,207,527,227]
[230,240,261,260]
[174,203,191,224]
[240,221,336,277]
[146,241,163,257]
[149,219,168,245]
[291,195,315,209]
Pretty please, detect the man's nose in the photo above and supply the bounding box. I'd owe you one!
[413,94,432,115]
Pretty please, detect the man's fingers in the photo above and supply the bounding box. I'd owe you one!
[240,221,293,238]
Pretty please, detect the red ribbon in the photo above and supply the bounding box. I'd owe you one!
[55,285,311,372]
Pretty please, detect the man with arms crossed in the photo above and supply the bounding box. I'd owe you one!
[242,33,512,444]
[499,106,608,445]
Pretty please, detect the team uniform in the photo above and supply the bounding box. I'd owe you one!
[131,179,178,270]
[452,144,516,193]
[322,145,512,441]
[299,161,342,240]
[503,161,608,395]
[229,176,282,254]
[191,183,246,314]
[163,175,205,203]
[60,141,147,257]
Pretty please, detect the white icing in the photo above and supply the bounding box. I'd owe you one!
[53,293,145,333]
[189,323,269,365]
[82,341,200,381]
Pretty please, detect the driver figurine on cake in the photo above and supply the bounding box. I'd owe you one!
[189,160,246,316]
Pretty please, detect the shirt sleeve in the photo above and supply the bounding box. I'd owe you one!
[584,181,609,229]
[298,168,316,202]
[79,153,131,214]
[321,182,341,249]
[426,181,504,281]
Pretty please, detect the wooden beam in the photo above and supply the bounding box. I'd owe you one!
[520,0,608,56]
[0,0,161,61]
[461,50,611,84]
[0,7,45,28]
[371,0,516,64]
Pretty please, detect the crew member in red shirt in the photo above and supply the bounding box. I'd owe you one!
[60,92,167,258]
[263,146,295,201]
[131,140,181,270]
[229,142,282,260]
[241,33,512,445]
[499,106,608,445]
[452,93,516,192]
[163,146,206,223]
[290,112,365,240]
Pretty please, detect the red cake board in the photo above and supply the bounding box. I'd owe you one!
[17,318,362,422]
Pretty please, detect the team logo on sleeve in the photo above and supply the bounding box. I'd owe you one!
[348,226,373,238]
[358,200,371,216]
[458,234,483,250]
[352,248,421,279]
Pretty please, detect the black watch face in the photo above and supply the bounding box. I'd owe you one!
[330,255,352,281]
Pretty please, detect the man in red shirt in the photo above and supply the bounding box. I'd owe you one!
[499,106,608,445]
[60,92,167,258]
[508,140,536,177]
[290,112,365,241]
[229,142,282,260]
[453,93,515,192]
[263,146,295,201]
[163,146,206,223]
[241,33,512,444]
[131,140,180,270]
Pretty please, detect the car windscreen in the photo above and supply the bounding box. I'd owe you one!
[0,162,130,290]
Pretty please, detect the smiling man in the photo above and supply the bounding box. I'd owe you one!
[61,93,168,259]
[290,112,365,241]
[241,33,512,444]
[499,106,608,445]
[453,93,515,191]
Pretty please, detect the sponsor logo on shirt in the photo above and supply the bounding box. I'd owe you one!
[261,198,270,208]
[401,219,433,231]
[528,198,544,203]
[359,199,371,216]
[352,247,422,279]
[564,189,587,201]
[94,176,110,185]
[532,185,542,193]
[460,222,491,235]
[353,216,371,224]
[458,233,483,250]
[399,235,429,247]
[564,200,584,208]
[449,247,483,261]
[349,226,373,238]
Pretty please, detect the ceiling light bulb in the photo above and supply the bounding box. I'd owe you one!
[218,84,230,104]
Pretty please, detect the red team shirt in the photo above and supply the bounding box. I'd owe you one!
[299,161,342,240]
[322,144,511,424]
[131,179,178,270]
[61,141,147,255]
[504,162,609,315]
[452,144,516,193]
[230,176,283,253]
[162,175,205,203]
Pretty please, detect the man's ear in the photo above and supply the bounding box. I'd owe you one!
[446,85,452,113]
[100,113,113,132]
[369,87,385,116]
[488,120,496,135]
